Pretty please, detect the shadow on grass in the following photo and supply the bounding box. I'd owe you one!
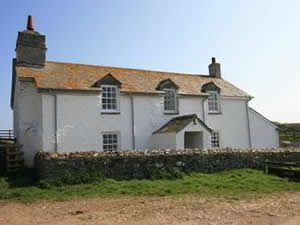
[1,169,37,188]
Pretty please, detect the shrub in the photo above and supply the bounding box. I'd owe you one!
[151,168,185,180]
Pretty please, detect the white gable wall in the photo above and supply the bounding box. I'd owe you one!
[13,80,43,166]
[249,108,279,148]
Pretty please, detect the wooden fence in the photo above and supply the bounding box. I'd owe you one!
[0,130,15,141]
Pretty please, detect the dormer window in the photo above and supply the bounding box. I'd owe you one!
[164,88,177,113]
[156,79,179,114]
[207,91,220,113]
[92,73,122,114]
[201,82,221,114]
[101,85,119,112]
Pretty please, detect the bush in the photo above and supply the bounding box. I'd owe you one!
[151,168,185,180]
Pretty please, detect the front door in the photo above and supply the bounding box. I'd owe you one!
[184,132,203,149]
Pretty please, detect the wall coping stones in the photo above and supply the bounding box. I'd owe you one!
[38,148,300,160]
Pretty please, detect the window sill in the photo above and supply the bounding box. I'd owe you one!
[164,112,179,115]
[208,112,222,115]
[101,111,120,115]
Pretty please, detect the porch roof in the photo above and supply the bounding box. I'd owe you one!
[153,114,213,134]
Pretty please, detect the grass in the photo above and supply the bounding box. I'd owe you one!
[0,169,299,202]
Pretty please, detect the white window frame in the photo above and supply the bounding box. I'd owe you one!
[207,91,220,113]
[101,85,120,113]
[102,132,120,151]
[163,88,177,113]
[211,131,220,148]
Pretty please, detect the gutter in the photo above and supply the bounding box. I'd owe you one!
[130,95,135,150]
[245,98,252,148]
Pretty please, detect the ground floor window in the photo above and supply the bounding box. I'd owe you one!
[102,133,119,151]
[211,131,220,148]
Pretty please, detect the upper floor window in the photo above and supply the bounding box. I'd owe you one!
[156,79,179,114]
[207,91,220,113]
[92,73,122,114]
[101,85,119,112]
[164,88,177,113]
[201,82,221,114]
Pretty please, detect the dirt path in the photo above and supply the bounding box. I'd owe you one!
[0,192,300,225]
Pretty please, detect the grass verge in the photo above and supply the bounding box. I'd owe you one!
[0,169,299,202]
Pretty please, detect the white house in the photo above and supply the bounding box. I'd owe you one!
[11,16,279,167]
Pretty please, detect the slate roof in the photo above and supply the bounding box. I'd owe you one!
[15,61,251,97]
[153,114,213,134]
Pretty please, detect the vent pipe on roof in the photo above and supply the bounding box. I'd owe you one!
[208,57,221,79]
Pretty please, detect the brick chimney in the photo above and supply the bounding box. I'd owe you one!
[15,15,47,67]
[208,57,221,78]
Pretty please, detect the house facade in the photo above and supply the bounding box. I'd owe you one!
[11,16,279,167]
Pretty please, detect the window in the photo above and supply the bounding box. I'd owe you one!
[102,133,119,151]
[211,131,220,148]
[207,91,220,113]
[164,88,177,113]
[101,85,119,112]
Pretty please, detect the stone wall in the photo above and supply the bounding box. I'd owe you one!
[35,148,300,180]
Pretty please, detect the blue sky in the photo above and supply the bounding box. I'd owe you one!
[0,0,299,129]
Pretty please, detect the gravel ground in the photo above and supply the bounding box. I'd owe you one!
[0,192,299,225]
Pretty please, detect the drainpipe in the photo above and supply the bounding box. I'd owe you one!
[245,98,252,148]
[54,94,58,152]
[201,98,206,122]
[130,95,135,150]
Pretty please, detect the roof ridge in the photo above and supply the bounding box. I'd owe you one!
[45,60,210,77]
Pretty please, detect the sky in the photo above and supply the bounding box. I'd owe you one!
[0,0,300,129]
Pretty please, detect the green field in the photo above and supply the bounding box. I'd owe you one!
[273,122,300,142]
[0,169,299,202]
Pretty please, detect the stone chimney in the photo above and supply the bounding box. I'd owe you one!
[208,57,221,78]
[15,15,47,67]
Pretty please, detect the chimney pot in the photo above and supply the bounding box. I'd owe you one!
[212,57,216,64]
[27,15,34,30]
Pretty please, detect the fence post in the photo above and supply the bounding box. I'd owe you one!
[264,161,269,174]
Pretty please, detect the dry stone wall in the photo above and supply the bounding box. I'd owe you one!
[35,148,300,180]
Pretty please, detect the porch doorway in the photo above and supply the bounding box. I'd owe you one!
[184,132,203,149]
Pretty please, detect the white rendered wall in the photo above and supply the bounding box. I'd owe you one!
[152,132,176,149]
[204,97,250,148]
[42,93,133,152]
[249,108,279,148]
[41,93,207,152]
[133,95,206,150]
[178,96,204,119]
[13,80,43,167]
